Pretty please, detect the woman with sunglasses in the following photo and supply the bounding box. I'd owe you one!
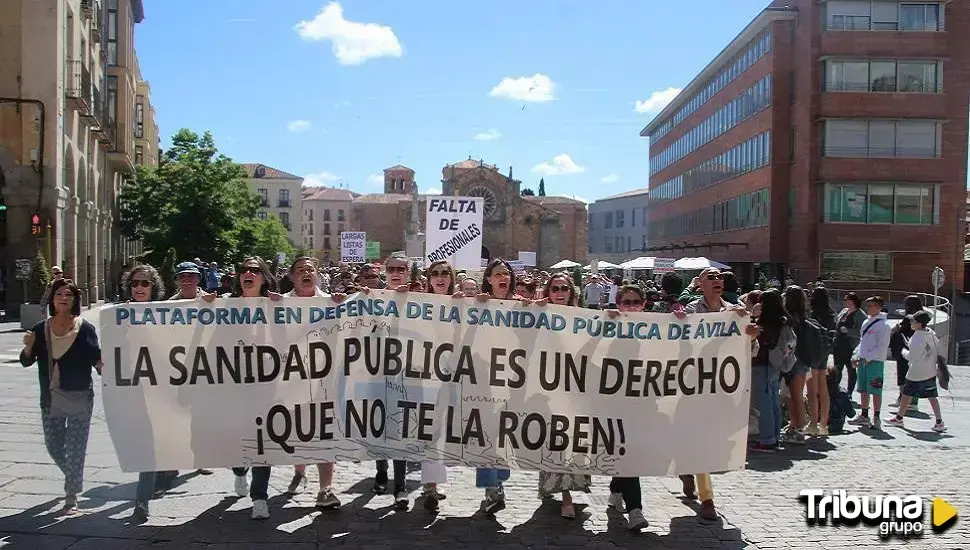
[118,265,171,520]
[604,285,652,530]
[203,256,282,520]
[416,259,459,511]
[535,273,592,519]
[20,277,102,515]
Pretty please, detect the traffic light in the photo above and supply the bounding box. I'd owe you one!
[31,213,40,235]
[0,190,6,212]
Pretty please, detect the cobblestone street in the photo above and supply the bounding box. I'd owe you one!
[0,322,968,549]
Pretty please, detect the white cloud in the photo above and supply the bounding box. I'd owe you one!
[424,188,442,195]
[532,153,585,176]
[473,129,501,141]
[600,173,619,183]
[295,2,403,65]
[634,87,682,114]
[365,173,383,186]
[303,171,340,187]
[489,74,556,102]
[287,120,312,132]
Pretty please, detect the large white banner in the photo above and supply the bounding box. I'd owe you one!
[424,197,484,270]
[100,291,751,476]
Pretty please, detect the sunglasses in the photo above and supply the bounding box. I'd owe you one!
[131,280,153,288]
[240,266,262,275]
[705,274,723,280]
[386,266,407,273]
[619,299,643,307]
[549,285,571,293]
[430,270,450,278]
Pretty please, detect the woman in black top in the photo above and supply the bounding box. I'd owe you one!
[20,278,102,514]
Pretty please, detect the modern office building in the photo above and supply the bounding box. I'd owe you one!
[640,0,969,292]
[587,188,650,264]
[0,0,154,307]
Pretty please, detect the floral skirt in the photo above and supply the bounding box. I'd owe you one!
[537,471,591,498]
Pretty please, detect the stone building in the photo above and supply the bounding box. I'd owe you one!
[302,186,357,262]
[241,163,303,246]
[352,159,588,267]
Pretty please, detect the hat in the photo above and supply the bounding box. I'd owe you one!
[176,261,201,276]
[907,311,932,326]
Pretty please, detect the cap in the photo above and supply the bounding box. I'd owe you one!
[907,311,932,326]
[176,261,201,276]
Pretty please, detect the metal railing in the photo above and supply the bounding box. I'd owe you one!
[825,20,942,33]
[65,60,93,110]
[278,199,291,208]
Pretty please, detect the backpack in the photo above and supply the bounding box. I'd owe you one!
[768,325,798,373]
[937,355,952,391]
[795,318,828,369]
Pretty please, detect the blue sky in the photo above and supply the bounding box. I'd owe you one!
[136,0,772,201]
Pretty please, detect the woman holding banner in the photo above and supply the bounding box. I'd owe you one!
[20,278,102,515]
[535,273,592,519]
[119,264,171,520]
[417,259,458,512]
[203,256,282,520]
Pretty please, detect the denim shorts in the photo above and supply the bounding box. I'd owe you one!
[902,377,938,399]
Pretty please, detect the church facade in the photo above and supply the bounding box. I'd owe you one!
[351,159,588,268]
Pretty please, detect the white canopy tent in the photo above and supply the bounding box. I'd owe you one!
[583,260,622,270]
[549,259,581,269]
[619,256,658,270]
[674,257,731,270]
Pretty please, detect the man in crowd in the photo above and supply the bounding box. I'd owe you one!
[583,275,604,309]
[41,265,65,307]
[169,262,205,300]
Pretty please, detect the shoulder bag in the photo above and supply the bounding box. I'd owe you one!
[46,320,91,418]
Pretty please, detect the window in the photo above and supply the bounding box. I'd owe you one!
[616,210,625,228]
[338,209,345,222]
[871,2,900,30]
[648,30,771,142]
[134,101,144,138]
[106,76,117,126]
[649,188,769,240]
[898,62,939,92]
[324,237,331,250]
[278,188,290,207]
[820,251,892,282]
[134,146,143,165]
[257,211,267,220]
[869,61,897,91]
[308,209,313,221]
[279,212,290,229]
[324,223,330,235]
[900,3,940,31]
[107,0,118,65]
[825,59,941,93]
[631,208,636,227]
[309,237,314,249]
[604,236,613,253]
[257,188,268,206]
[604,211,613,228]
[323,209,331,221]
[823,183,937,224]
[823,119,941,158]
[626,236,632,252]
[309,223,313,234]
[615,237,623,252]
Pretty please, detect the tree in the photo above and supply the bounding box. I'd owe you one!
[234,216,295,265]
[521,188,535,196]
[538,178,546,196]
[159,247,177,289]
[571,267,583,290]
[119,129,264,267]
[27,252,51,303]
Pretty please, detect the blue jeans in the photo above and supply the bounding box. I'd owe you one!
[752,365,781,445]
[475,468,510,488]
[232,466,271,500]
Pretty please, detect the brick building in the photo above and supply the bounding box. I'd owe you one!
[351,159,588,267]
[640,0,969,293]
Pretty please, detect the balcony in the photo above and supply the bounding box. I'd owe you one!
[80,0,93,19]
[278,199,291,208]
[106,120,134,173]
[258,198,269,207]
[90,1,103,41]
[65,60,93,114]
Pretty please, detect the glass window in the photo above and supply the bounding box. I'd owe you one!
[279,212,290,227]
[616,209,625,227]
[825,119,868,157]
[257,211,267,220]
[868,120,896,156]
[871,2,899,30]
[842,184,868,223]
[106,75,117,126]
[867,184,894,223]
[605,212,613,228]
[898,62,938,92]
[895,120,939,158]
[820,252,892,282]
[900,3,939,31]
[894,185,926,224]
[870,61,897,91]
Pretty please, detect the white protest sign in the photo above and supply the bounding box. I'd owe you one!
[518,252,537,267]
[509,260,527,275]
[100,293,751,476]
[340,232,366,263]
[654,258,676,274]
[425,197,484,270]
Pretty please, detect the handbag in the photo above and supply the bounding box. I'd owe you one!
[45,320,91,418]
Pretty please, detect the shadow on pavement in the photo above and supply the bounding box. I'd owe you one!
[745,438,835,473]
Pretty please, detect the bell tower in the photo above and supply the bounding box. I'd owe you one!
[383,165,416,195]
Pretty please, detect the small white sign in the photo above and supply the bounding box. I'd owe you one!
[340,231,367,263]
[932,266,944,289]
[654,258,676,274]
[509,260,527,275]
[425,197,485,270]
[518,251,537,267]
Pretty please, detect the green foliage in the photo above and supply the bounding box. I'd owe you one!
[118,129,270,266]
[159,247,177,288]
[571,267,583,289]
[521,187,535,196]
[538,178,546,196]
[28,252,51,303]
[234,216,296,265]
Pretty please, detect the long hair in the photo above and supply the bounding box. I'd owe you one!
[810,287,834,321]
[543,272,578,306]
[231,256,278,297]
[783,285,808,322]
[758,289,790,347]
[481,258,517,298]
[425,260,456,295]
[122,264,166,302]
[47,278,82,316]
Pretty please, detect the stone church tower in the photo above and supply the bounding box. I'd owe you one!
[383,164,416,194]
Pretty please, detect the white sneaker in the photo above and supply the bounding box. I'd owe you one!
[932,421,947,433]
[607,492,625,512]
[884,415,904,428]
[251,499,269,520]
[817,425,829,436]
[234,474,248,497]
[627,508,649,530]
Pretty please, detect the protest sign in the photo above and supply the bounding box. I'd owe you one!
[100,292,752,476]
[366,241,381,261]
[340,232,366,263]
[425,197,484,270]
